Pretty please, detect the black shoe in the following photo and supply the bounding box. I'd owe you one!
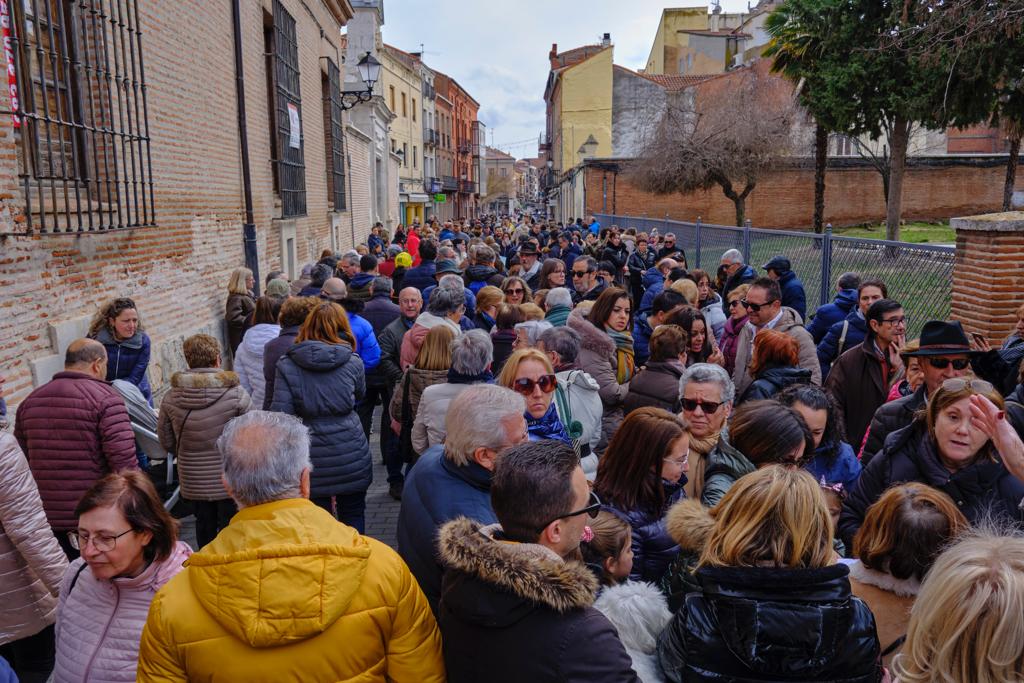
[388,482,403,501]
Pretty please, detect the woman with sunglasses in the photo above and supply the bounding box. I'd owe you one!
[500,276,531,306]
[719,284,751,376]
[87,298,153,404]
[839,377,1024,549]
[593,407,690,583]
[497,349,571,445]
[53,472,189,683]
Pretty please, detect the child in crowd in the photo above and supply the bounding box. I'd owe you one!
[820,479,849,557]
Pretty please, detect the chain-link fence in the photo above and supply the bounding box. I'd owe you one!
[594,214,954,340]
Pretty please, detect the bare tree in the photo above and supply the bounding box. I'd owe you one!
[629,68,800,227]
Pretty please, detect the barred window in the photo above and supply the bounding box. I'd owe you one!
[6,0,155,234]
[322,58,345,212]
[268,0,305,218]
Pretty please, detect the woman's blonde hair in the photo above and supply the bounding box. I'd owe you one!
[893,529,1024,683]
[700,465,834,569]
[519,302,545,321]
[415,325,455,371]
[727,283,751,304]
[476,286,504,312]
[670,278,699,306]
[497,348,554,389]
[227,267,253,295]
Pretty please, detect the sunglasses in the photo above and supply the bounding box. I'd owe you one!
[572,270,589,278]
[506,288,524,295]
[536,490,602,533]
[512,374,557,395]
[727,300,747,309]
[740,299,776,312]
[927,358,971,370]
[681,397,724,413]
[941,377,993,393]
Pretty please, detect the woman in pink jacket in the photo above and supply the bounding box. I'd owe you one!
[52,472,190,683]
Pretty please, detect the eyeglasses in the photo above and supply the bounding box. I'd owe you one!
[941,377,992,393]
[880,316,907,326]
[512,374,557,395]
[572,270,589,278]
[537,490,602,533]
[663,450,690,468]
[68,528,134,552]
[928,358,971,370]
[681,397,724,414]
[740,299,775,312]
[727,300,747,309]
[506,288,524,295]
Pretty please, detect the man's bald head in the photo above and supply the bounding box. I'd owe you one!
[65,338,107,379]
[398,286,423,319]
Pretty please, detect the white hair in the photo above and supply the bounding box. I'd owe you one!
[514,320,553,347]
[451,329,493,375]
[444,385,525,466]
[545,287,573,310]
[218,411,312,507]
[678,362,736,404]
[721,249,743,265]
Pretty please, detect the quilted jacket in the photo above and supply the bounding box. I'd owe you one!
[0,432,69,645]
[14,371,138,530]
[94,328,152,403]
[232,323,279,409]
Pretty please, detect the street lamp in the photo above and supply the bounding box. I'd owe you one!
[340,52,381,111]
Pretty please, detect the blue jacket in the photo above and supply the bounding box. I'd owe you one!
[602,480,685,584]
[95,328,152,403]
[638,267,666,314]
[560,243,583,273]
[402,261,437,293]
[346,313,380,372]
[808,288,858,343]
[818,310,868,380]
[804,441,862,493]
[397,444,496,614]
[271,340,370,498]
[367,233,384,254]
[633,313,654,367]
[777,269,807,323]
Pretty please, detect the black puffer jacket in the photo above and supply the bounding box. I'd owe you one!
[739,365,812,404]
[270,340,370,497]
[840,419,1024,549]
[658,564,882,683]
[861,387,926,464]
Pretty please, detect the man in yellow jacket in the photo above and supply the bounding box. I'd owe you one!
[137,411,445,682]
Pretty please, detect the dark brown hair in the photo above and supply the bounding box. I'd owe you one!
[588,286,631,331]
[729,400,814,467]
[649,324,689,363]
[75,471,179,562]
[278,296,320,328]
[183,333,220,369]
[252,295,284,326]
[748,328,800,376]
[494,302,527,331]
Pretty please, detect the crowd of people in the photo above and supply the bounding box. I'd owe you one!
[2,213,1024,681]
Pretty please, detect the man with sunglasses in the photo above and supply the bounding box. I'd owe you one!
[570,255,606,305]
[860,320,978,463]
[436,441,639,683]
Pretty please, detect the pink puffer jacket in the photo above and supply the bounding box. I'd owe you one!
[52,541,191,682]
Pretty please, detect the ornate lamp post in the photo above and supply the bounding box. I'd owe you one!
[340,52,381,110]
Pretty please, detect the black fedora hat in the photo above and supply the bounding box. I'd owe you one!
[902,320,981,357]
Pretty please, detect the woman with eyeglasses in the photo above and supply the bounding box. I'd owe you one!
[839,377,1024,549]
[53,472,190,683]
[87,298,153,404]
[593,407,690,583]
[497,348,571,445]
[500,276,531,306]
[719,284,751,376]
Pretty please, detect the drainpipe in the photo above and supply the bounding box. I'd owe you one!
[231,0,261,295]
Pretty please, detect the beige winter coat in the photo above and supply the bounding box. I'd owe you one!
[567,307,627,447]
[732,307,821,397]
[0,431,69,645]
[848,561,918,668]
[158,369,252,501]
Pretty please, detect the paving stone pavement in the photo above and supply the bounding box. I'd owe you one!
[177,407,399,551]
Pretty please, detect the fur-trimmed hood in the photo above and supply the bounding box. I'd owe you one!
[567,306,615,356]
[170,368,240,389]
[848,560,920,597]
[665,498,715,553]
[437,517,597,617]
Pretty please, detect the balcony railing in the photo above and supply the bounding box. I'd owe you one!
[425,177,442,194]
[459,180,478,194]
[423,127,438,146]
[457,142,471,154]
[441,175,459,192]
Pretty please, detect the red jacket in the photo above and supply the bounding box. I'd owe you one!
[14,371,138,530]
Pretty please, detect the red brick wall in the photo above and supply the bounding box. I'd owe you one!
[951,228,1024,344]
[582,159,1021,228]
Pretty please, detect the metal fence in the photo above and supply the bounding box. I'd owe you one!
[594,214,955,341]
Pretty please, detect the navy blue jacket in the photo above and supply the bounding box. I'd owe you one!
[270,340,371,497]
[638,268,666,314]
[361,292,401,334]
[402,261,437,293]
[804,441,862,492]
[739,365,812,404]
[777,269,807,323]
[95,328,152,403]
[262,324,300,410]
[818,310,868,379]
[560,243,583,273]
[722,264,756,301]
[807,288,858,343]
[397,445,496,613]
[601,480,685,584]
[633,313,654,367]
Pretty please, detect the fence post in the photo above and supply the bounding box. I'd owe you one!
[664,213,670,236]
[694,216,702,270]
[742,220,752,264]
[820,224,833,307]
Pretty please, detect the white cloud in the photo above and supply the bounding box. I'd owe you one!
[379,1,755,158]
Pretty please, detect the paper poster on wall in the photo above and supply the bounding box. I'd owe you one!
[287,102,301,148]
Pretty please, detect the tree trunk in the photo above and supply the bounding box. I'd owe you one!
[1004,134,1021,212]
[814,123,828,233]
[885,117,911,241]
[718,178,745,227]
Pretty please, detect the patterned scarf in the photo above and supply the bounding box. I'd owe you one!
[526,403,572,445]
[605,327,636,384]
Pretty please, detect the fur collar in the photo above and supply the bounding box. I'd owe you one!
[171,369,240,389]
[567,307,615,355]
[848,561,921,597]
[593,581,672,655]
[437,517,597,613]
[665,498,715,552]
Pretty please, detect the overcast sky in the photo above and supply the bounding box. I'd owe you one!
[379,1,756,160]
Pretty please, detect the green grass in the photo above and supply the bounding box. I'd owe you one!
[834,222,954,244]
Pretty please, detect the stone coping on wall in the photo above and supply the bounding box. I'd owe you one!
[951,212,1024,232]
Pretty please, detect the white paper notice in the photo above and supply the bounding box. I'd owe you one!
[287,102,301,148]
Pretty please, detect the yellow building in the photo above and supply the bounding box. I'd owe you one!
[544,41,614,175]
[644,6,747,76]
[380,44,427,225]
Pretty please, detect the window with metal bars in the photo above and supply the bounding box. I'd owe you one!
[6,0,155,234]
[322,58,345,212]
[270,0,305,218]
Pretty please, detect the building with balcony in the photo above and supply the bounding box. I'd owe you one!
[381,43,428,225]
[435,70,480,219]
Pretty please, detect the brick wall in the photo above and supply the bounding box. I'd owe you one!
[0,0,371,406]
[579,157,1023,228]
[951,215,1024,344]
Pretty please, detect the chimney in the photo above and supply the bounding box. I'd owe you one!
[550,43,559,68]
[601,33,611,48]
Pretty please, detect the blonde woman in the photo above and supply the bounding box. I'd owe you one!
[224,267,255,354]
[658,466,882,682]
[893,529,1024,683]
[389,325,455,466]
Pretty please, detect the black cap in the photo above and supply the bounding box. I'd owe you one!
[763,255,791,272]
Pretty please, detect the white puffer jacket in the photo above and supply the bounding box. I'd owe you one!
[0,432,69,645]
[593,581,673,683]
[554,368,604,478]
[232,323,280,408]
[53,541,191,683]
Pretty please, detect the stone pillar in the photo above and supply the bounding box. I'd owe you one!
[950,212,1024,343]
